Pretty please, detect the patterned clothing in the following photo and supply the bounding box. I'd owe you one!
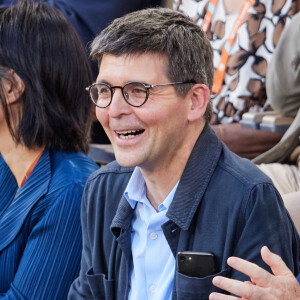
[174,0,299,124]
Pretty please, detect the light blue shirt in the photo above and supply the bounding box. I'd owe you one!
[125,167,179,300]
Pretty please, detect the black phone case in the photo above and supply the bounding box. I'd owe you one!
[177,251,218,278]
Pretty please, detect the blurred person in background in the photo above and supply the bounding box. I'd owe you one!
[174,0,299,159]
[253,11,300,209]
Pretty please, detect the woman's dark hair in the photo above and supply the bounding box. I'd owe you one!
[0,1,93,153]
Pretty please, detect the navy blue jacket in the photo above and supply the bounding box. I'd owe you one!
[69,125,299,299]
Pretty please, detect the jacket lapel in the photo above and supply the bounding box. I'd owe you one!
[0,150,51,251]
[167,125,222,230]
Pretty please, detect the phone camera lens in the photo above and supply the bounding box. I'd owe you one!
[179,255,185,261]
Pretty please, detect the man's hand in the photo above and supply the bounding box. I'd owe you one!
[209,246,300,300]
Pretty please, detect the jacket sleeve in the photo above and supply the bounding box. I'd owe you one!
[0,183,83,300]
[231,182,300,281]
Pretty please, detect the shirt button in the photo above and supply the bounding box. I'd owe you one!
[150,232,158,240]
[150,285,156,293]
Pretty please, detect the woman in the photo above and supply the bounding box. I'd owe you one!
[0,1,98,298]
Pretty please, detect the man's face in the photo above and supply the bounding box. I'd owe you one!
[96,53,191,171]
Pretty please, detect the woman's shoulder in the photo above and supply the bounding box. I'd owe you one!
[29,150,98,219]
[49,150,99,187]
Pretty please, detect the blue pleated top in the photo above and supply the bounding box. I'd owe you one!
[0,149,98,299]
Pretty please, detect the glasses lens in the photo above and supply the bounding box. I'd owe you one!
[124,82,147,106]
[90,84,111,108]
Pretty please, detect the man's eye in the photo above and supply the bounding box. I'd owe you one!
[132,88,146,94]
[99,87,110,94]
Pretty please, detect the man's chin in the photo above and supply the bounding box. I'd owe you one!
[115,155,139,169]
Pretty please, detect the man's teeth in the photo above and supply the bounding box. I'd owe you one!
[116,130,143,139]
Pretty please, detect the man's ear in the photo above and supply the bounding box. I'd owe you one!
[3,70,25,105]
[187,83,210,122]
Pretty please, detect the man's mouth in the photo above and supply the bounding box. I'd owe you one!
[116,129,145,140]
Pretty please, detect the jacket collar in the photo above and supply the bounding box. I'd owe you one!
[111,125,222,234]
[0,149,51,251]
[111,195,134,238]
[167,124,222,230]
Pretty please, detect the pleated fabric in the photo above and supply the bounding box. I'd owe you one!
[0,150,98,299]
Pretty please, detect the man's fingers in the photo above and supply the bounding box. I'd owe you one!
[261,246,292,277]
[209,291,239,300]
[211,276,265,299]
[226,256,272,287]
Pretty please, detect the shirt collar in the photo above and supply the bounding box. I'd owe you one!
[124,167,179,212]
[124,167,146,209]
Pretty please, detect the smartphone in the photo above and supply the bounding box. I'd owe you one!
[177,251,218,278]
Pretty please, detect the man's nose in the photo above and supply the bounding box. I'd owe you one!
[109,87,132,117]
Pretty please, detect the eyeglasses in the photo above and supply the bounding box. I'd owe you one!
[85,80,195,108]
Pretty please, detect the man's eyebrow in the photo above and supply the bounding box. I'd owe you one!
[95,79,109,84]
[95,80,148,85]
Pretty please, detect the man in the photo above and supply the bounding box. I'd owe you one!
[68,8,299,299]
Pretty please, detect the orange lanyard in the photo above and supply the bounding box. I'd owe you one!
[201,0,255,94]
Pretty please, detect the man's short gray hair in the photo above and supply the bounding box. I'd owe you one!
[91,8,213,122]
